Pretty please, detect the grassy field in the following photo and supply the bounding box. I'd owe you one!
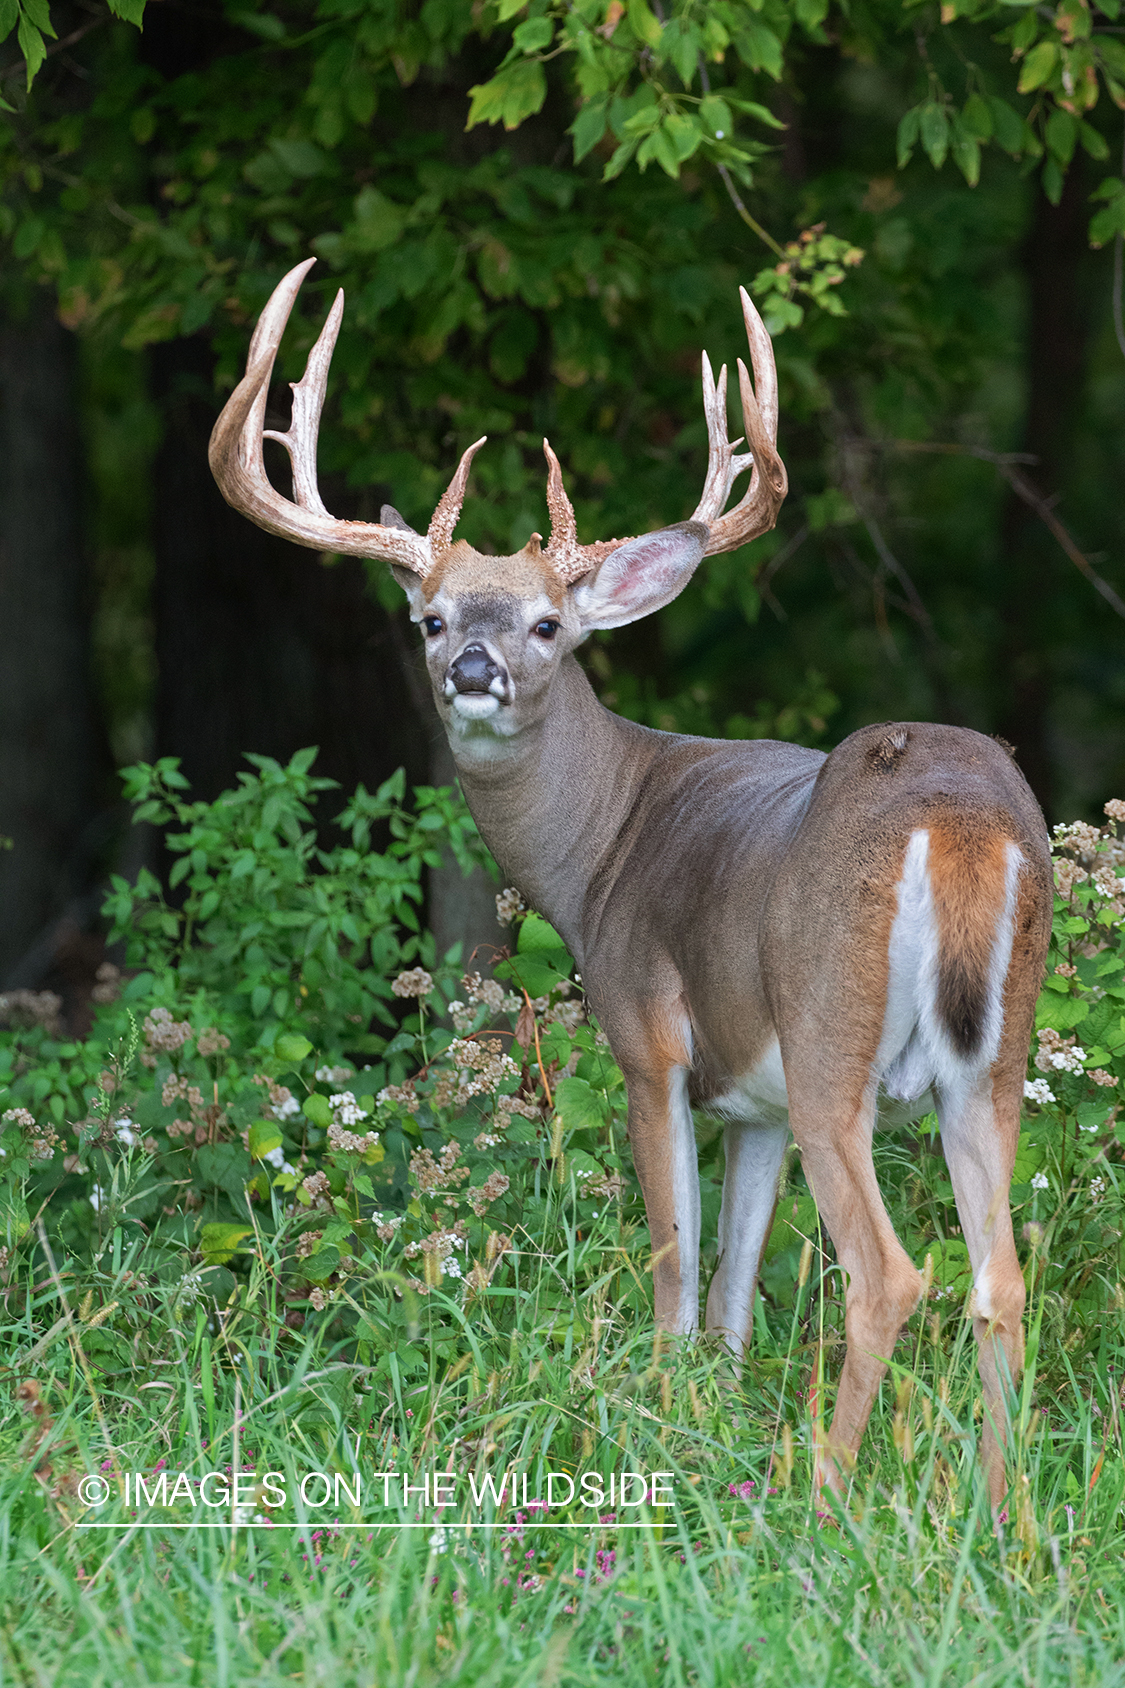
[1,1151,1123,1688]
[0,768,1122,1686]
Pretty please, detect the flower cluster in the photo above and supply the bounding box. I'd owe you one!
[448,973,523,1032]
[1024,1077,1056,1105]
[1034,1029,1088,1075]
[1051,808,1125,923]
[404,1225,468,1278]
[0,990,63,1036]
[143,1007,194,1055]
[301,1170,333,1209]
[375,1080,419,1115]
[315,1064,353,1084]
[391,969,433,999]
[495,887,528,927]
[409,1139,471,1196]
[466,1171,510,1216]
[576,1167,626,1202]
[2,1106,58,1160]
[252,1074,302,1119]
[90,962,122,1006]
[448,1038,520,1101]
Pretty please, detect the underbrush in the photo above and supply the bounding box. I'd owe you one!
[0,753,1123,1685]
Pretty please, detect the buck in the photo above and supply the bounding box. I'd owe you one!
[210,258,1052,1505]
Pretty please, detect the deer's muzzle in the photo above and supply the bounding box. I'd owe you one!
[448,643,506,697]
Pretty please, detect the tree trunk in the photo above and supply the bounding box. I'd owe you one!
[996,170,1091,821]
[0,293,99,983]
[151,336,430,806]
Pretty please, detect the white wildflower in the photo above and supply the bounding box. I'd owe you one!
[315,1064,354,1084]
[89,1184,106,1212]
[115,1117,141,1148]
[275,1092,302,1119]
[1049,1046,1087,1074]
[330,1091,369,1127]
[1090,1176,1107,1203]
[263,1143,296,1174]
[495,887,527,927]
[1031,1172,1050,1191]
[1024,1078,1056,1105]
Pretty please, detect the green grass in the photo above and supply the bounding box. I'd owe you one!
[2,1165,1123,1688]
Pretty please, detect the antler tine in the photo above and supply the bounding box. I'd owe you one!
[541,438,626,583]
[427,436,488,557]
[263,283,344,518]
[691,351,742,527]
[208,259,434,576]
[694,287,787,556]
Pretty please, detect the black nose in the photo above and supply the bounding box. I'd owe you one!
[449,643,504,694]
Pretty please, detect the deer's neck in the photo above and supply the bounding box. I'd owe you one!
[446,654,651,961]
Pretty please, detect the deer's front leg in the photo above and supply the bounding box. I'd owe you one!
[624,1065,701,1335]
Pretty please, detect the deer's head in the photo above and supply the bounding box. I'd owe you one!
[209,260,787,757]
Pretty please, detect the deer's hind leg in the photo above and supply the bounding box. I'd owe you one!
[782,1049,925,1496]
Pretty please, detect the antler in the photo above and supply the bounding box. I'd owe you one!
[208,258,485,578]
[691,286,787,554]
[541,285,786,583]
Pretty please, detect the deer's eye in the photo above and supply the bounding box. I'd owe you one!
[423,616,444,637]
[533,619,560,640]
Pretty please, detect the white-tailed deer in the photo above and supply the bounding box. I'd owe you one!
[210,259,1052,1505]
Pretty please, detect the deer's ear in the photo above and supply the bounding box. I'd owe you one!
[389,563,427,618]
[572,521,708,631]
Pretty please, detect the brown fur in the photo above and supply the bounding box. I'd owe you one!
[928,822,1011,1056]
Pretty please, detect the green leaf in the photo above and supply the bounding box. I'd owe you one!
[517,912,567,953]
[664,110,703,161]
[249,1120,283,1160]
[0,0,17,39]
[1042,155,1064,204]
[897,106,921,168]
[106,0,146,23]
[699,94,733,139]
[571,98,609,164]
[303,1244,341,1280]
[988,97,1026,155]
[951,129,980,186]
[734,16,783,78]
[962,93,993,141]
[920,103,949,170]
[1078,121,1109,160]
[729,97,786,129]
[794,0,828,32]
[627,0,663,49]
[349,187,405,252]
[303,1092,333,1127]
[662,18,701,86]
[1045,107,1077,164]
[19,0,54,34]
[466,59,547,130]
[554,1075,607,1130]
[512,15,552,51]
[270,138,327,177]
[1018,40,1060,94]
[16,15,46,86]
[275,1032,312,1063]
[200,1222,252,1265]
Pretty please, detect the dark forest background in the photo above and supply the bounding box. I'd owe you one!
[2,0,1124,1014]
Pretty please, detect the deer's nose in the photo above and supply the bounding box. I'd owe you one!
[448,643,505,695]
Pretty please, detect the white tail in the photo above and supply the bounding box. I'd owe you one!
[210,262,1054,1509]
